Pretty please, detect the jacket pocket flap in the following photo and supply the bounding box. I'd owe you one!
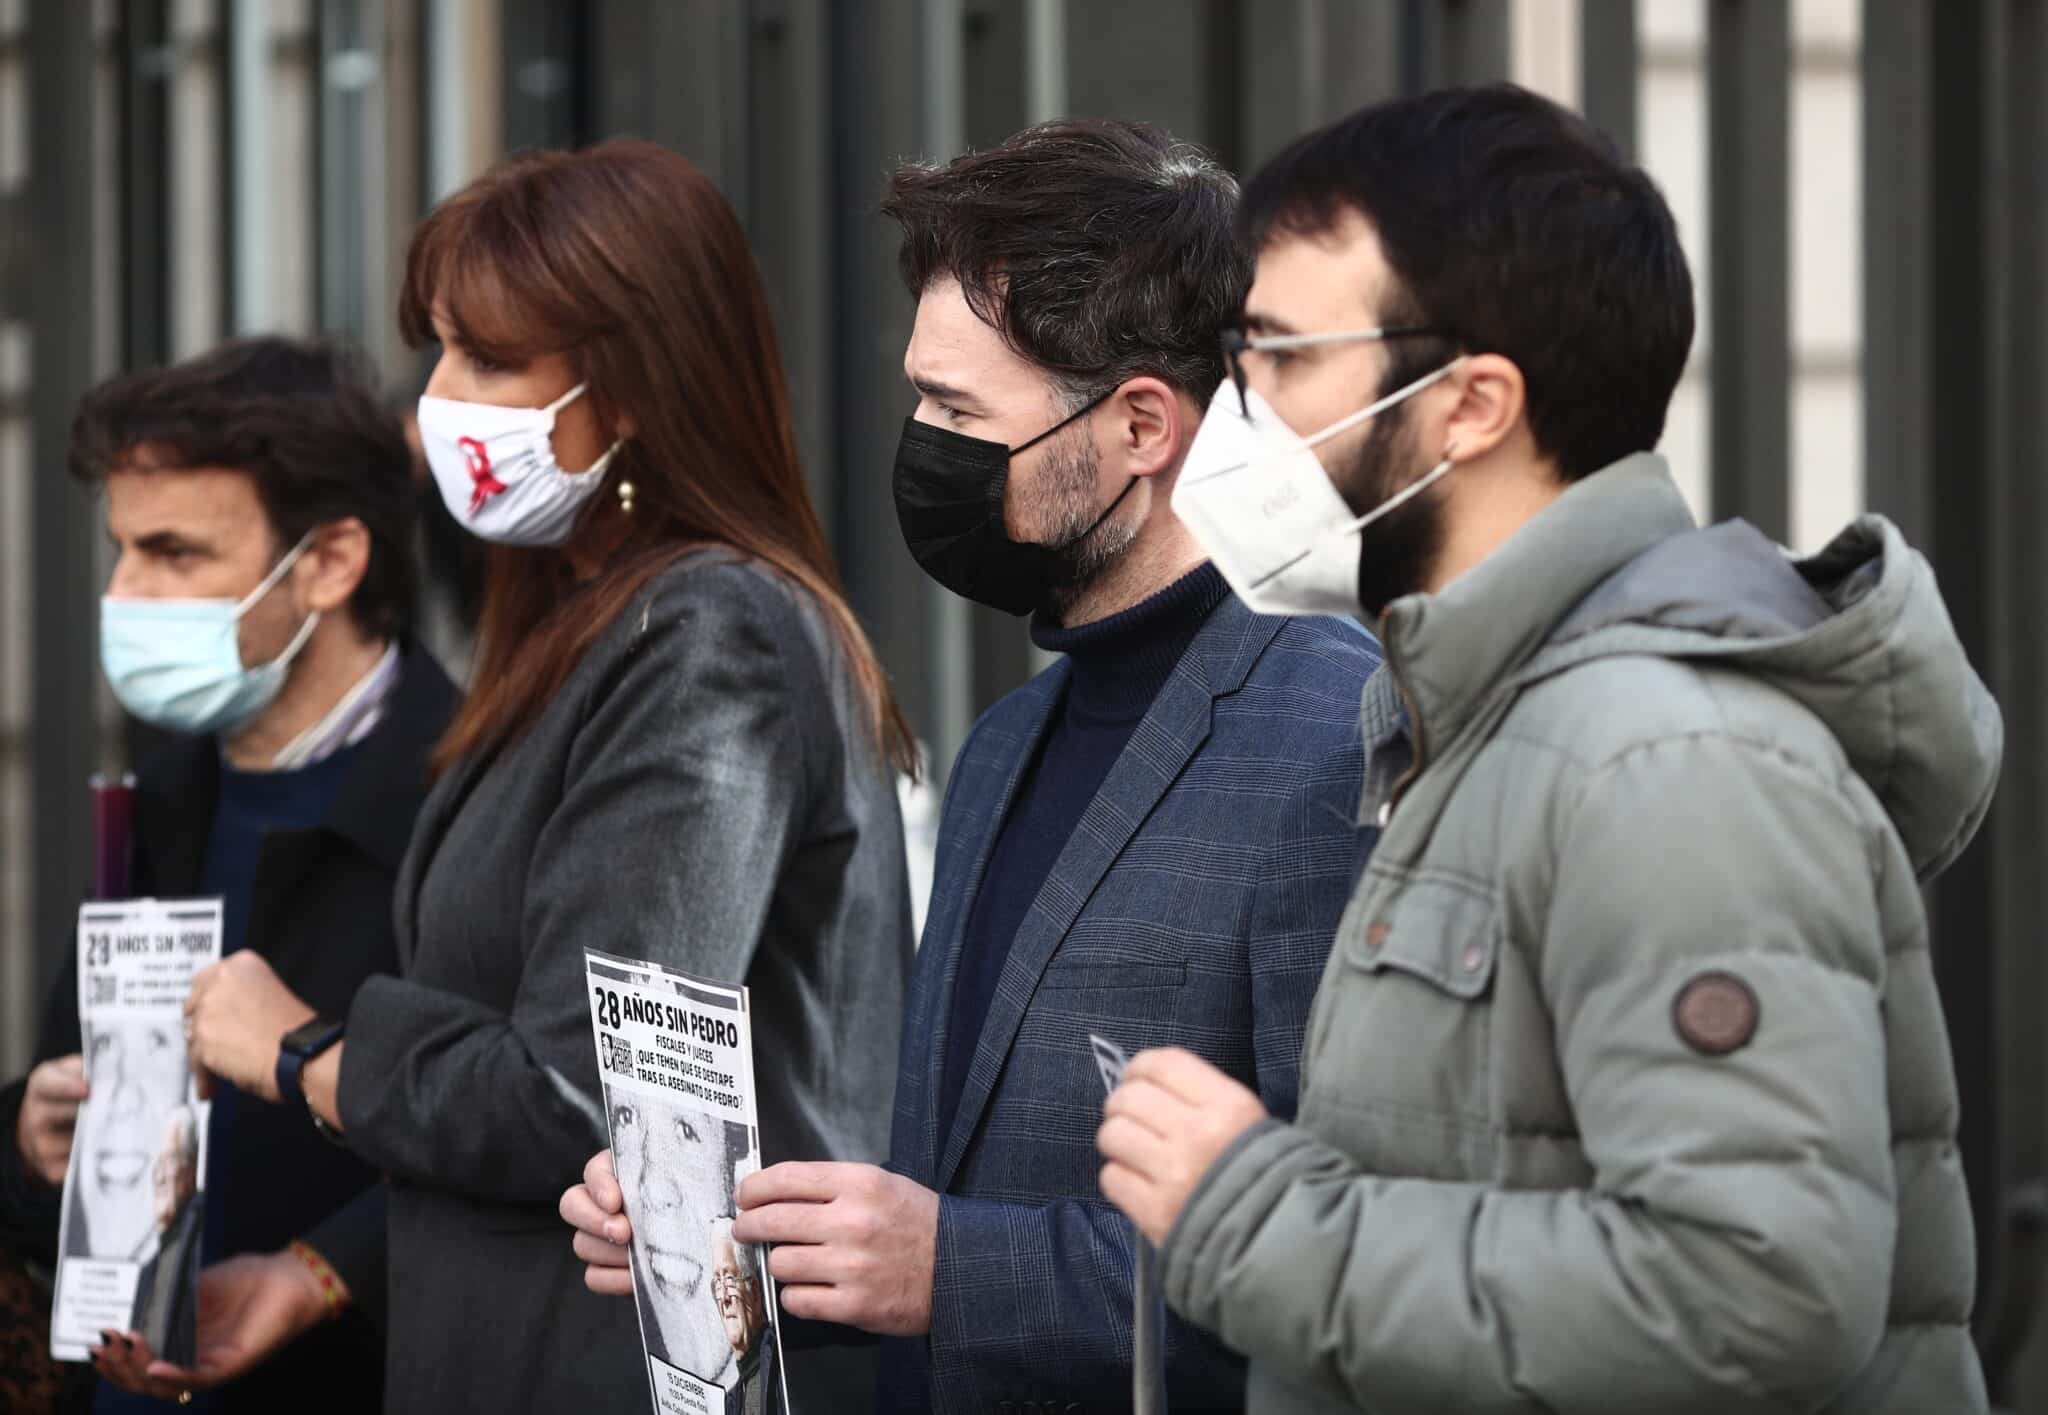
[1038,958,1187,990]
[1346,875,1498,999]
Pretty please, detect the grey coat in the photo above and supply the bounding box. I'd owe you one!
[1164,456,2001,1413]
[334,553,913,1415]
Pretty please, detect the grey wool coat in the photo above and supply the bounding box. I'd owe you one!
[328,552,913,1415]
[1163,455,2001,1414]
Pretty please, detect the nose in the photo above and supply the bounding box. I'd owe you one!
[104,550,141,598]
[106,1048,142,1119]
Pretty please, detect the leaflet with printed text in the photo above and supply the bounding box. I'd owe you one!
[587,948,789,1415]
[50,898,220,1364]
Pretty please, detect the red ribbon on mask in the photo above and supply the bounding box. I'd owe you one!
[460,436,506,513]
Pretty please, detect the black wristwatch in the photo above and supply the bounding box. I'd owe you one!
[275,1016,347,1133]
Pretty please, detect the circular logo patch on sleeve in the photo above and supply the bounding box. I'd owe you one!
[1671,971,1761,1056]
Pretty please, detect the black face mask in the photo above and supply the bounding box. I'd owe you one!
[892,393,1133,616]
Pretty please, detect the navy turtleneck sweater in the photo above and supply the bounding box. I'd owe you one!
[939,563,1230,1131]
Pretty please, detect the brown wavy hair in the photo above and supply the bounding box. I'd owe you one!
[403,140,915,777]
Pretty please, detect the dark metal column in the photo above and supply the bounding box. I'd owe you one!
[1580,0,1638,158]
[500,0,586,151]
[27,0,105,1019]
[829,0,937,772]
[959,0,1041,715]
[1982,0,2048,1397]
[1926,0,2001,1324]
[747,0,836,523]
[1410,0,1510,88]
[1705,0,1790,541]
[120,0,171,369]
[1862,0,1935,547]
[1864,0,2004,1339]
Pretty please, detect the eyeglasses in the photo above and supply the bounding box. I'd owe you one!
[1220,325,1458,415]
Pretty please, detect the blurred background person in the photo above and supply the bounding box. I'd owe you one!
[4,336,454,1414]
[169,141,916,1415]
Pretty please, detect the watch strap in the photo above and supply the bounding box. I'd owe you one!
[275,1016,346,1108]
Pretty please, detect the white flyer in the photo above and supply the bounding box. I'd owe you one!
[1091,1033,1167,1415]
[51,897,221,1364]
[586,949,790,1415]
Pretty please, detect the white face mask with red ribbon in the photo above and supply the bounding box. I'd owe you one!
[417,382,622,548]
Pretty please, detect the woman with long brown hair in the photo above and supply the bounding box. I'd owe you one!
[148,141,919,1414]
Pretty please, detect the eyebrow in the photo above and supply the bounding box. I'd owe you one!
[907,373,982,410]
[130,529,212,556]
[1241,310,1301,338]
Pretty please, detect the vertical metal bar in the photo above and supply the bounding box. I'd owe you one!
[121,0,170,368]
[1321,0,1404,115]
[1860,0,1933,547]
[830,0,937,777]
[226,0,268,331]
[1985,1,2048,1392]
[317,0,387,352]
[1705,0,1790,542]
[920,0,973,778]
[1927,0,2001,1325]
[589,0,649,140]
[500,0,580,151]
[1200,0,1246,171]
[1437,0,1511,84]
[27,0,105,1031]
[1023,0,1065,123]
[1579,0,1636,157]
[749,0,836,522]
[423,0,467,202]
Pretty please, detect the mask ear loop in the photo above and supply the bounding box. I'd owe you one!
[542,381,590,416]
[1180,355,1468,491]
[1241,443,1462,595]
[234,532,318,616]
[1333,441,1460,538]
[235,531,324,672]
[540,380,627,481]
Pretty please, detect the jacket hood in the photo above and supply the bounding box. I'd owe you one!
[1531,515,2003,880]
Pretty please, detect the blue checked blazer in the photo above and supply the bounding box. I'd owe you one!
[879,591,1382,1414]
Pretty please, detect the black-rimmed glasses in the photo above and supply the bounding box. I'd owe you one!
[1220,325,1457,415]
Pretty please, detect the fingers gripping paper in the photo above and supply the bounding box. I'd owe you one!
[51,898,221,1365]
[1091,1034,1167,1415]
[587,950,792,1415]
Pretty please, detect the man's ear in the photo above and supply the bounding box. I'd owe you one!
[1439,353,1525,465]
[1102,376,1184,480]
[299,517,372,615]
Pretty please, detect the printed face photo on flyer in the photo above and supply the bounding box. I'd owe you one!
[606,1083,763,1388]
[72,1015,191,1261]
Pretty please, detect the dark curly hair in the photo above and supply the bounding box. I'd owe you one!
[883,118,1250,409]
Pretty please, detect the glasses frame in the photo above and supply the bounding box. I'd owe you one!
[1220,325,1459,414]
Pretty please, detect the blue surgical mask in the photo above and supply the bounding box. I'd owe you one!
[99,534,321,737]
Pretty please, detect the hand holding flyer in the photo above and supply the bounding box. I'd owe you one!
[51,898,221,1367]
[586,949,790,1415]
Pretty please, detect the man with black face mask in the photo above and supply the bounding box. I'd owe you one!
[568,118,1383,1413]
[1099,86,1999,1415]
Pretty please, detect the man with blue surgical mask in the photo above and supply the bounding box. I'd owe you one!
[0,337,458,1414]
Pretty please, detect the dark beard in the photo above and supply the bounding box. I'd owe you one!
[1037,427,1137,617]
[1330,405,1446,622]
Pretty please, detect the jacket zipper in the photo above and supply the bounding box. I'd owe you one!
[1378,624,1427,827]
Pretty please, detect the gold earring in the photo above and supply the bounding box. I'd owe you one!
[617,479,636,515]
